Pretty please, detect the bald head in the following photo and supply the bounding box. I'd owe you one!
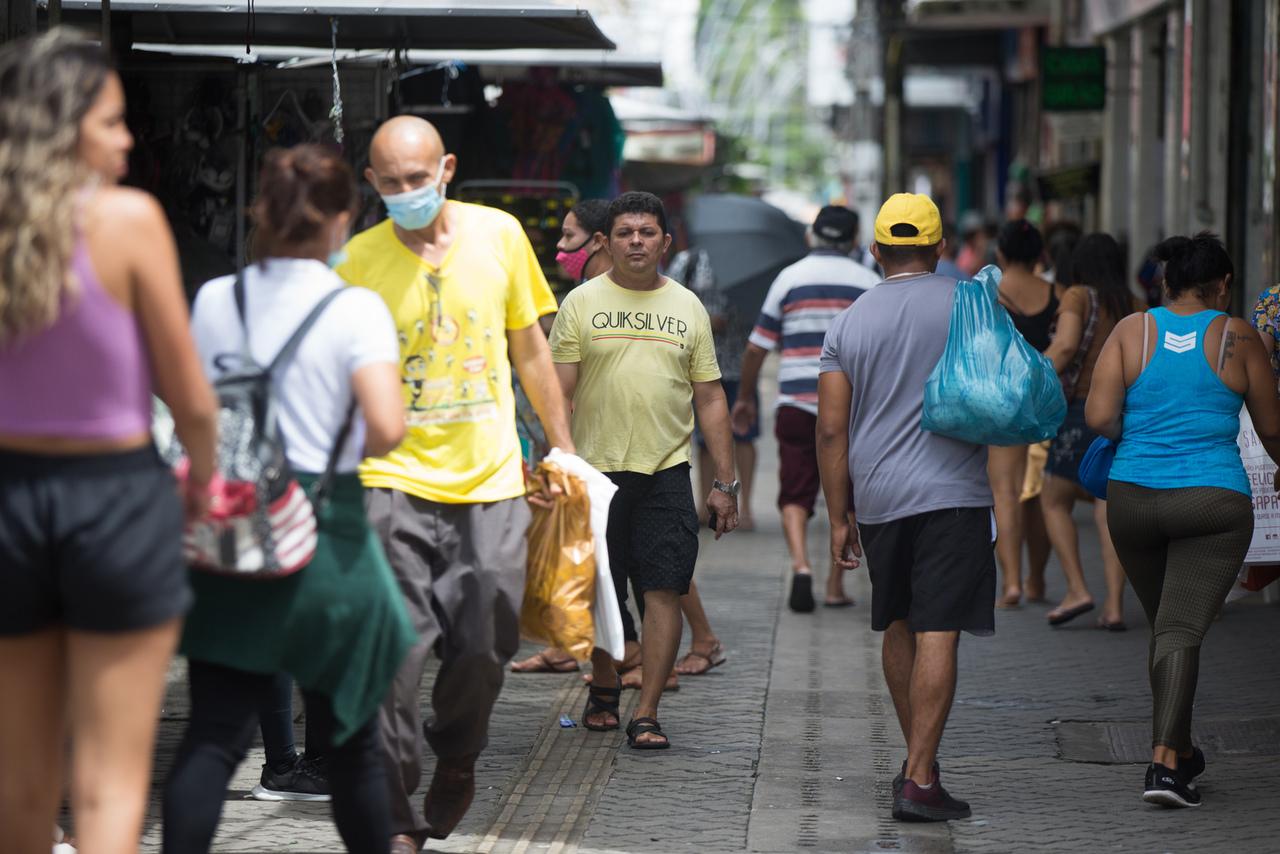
[365,115,456,198]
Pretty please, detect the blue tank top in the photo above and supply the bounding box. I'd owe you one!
[1109,308,1249,496]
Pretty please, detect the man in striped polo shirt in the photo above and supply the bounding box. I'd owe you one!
[732,206,881,612]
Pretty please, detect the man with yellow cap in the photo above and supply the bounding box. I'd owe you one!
[815,193,995,822]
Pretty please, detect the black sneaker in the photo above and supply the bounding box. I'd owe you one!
[892,760,940,794]
[789,574,816,613]
[1177,746,1206,784]
[1142,763,1201,808]
[893,778,971,822]
[252,755,331,802]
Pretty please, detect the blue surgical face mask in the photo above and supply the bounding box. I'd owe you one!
[381,160,447,231]
[327,248,349,269]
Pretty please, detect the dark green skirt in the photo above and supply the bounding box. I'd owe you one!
[181,473,416,744]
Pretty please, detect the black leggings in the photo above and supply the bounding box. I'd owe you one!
[163,660,389,854]
[1107,482,1254,752]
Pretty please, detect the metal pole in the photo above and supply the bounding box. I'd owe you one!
[235,65,247,268]
[880,0,906,196]
[48,0,61,28]
[100,0,109,50]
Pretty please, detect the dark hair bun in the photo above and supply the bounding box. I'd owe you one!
[251,144,357,255]
[1154,232,1232,300]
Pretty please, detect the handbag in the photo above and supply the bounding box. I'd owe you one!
[1078,435,1117,499]
[179,271,355,578]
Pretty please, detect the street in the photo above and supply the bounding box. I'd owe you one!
[131,381,1280,854]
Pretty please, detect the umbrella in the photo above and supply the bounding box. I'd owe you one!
[684,194,808,318]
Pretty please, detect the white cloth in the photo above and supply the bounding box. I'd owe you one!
[545,447,626,661]
[192,258,399,473]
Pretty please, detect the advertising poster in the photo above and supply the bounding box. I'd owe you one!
[1236,409,1280,564]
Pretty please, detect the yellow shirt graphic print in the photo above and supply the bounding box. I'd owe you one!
[337,206,547,504]
[400,288,504,427]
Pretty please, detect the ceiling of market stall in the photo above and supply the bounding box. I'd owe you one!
[44,0,615,51]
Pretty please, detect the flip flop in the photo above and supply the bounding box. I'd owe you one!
[996,590,1023,609]
[511,649,580,673]
[823,599,856,608]
[1096,618,1128,632]
[620,666,680,692]
[789,574,816,613]
[1048,601,1095,626]
[674,643,727,675]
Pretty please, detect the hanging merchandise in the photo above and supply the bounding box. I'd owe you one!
[497,71,579,183]
[560,87,625,200]
[328,17,345,146]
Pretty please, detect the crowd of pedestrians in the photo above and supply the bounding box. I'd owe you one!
[3,28,1279,854]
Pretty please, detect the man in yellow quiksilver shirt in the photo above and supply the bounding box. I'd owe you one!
[550,191,739,751]
[336,116,572,852]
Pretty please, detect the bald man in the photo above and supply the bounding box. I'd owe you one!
[335,116,573,850]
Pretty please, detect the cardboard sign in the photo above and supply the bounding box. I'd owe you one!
[1237,409,1280,564]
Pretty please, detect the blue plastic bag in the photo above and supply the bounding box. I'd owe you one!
[922,265,1067,446]
[1077,435,1116,499]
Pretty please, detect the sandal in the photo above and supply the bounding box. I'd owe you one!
[511,648,580,673]
[582,683,621,731]
[626,716,670,750]
[674,642,727,675]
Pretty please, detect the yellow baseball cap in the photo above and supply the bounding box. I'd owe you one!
[874,193,943,246]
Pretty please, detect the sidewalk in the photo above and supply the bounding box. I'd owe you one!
[140,399,1280,853]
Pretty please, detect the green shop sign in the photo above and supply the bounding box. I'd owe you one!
[1041,46,1106,112]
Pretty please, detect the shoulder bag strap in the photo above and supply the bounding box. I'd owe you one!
[1061,288,1099,401]
[267,288,349,375]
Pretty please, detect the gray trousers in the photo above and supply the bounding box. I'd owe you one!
[365,488,529,843]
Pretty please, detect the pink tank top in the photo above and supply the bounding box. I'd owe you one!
[0,242,152,439]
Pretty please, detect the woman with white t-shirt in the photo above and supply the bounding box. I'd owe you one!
[162,145,416,854]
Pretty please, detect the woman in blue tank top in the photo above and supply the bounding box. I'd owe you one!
[1085,233,1280,810]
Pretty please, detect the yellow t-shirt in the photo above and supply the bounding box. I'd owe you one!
[336,203,552,504]
[549,274,720,474]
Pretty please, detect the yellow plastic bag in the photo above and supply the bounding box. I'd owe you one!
[521,462,596,661]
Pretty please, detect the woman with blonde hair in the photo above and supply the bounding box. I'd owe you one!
[0,30,218,852]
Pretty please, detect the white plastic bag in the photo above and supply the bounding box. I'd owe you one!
[544,448,626,661]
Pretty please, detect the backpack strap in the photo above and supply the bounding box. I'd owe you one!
[310,398,358,510]
[266,288,349,375]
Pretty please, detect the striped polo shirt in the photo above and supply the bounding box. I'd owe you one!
[749,249,881,414]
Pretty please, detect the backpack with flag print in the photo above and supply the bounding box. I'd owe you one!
[179,272,355,578]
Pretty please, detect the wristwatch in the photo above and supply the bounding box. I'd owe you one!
[712,479,741,498]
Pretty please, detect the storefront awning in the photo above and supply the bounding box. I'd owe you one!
[905,0,1050,29]
[1083,0,1168,38]
[45,0,615,51]
[130,43,662,87]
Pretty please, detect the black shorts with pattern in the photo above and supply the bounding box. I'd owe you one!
[605,463,700,598]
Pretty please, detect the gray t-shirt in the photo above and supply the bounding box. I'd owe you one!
[819,272,992,524]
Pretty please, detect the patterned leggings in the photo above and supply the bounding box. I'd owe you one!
[1107,482,1254,751]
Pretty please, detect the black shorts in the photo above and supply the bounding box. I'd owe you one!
[0,446,190,635]
[858,507,996,635]
[606,463,699,597]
